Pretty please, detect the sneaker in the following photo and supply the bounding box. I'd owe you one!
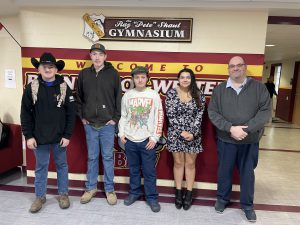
[29,197,46,213]
[58,194,70,209]
[243,209,257,222]
[147,201,161,213]
[124,195,140,206]
[214,200,227,214]
[80,189,97,204]
[106,191,117,205]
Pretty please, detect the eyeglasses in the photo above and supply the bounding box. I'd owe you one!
[228,64,245,69]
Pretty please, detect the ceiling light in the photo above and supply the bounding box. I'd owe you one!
[265,44,275,47]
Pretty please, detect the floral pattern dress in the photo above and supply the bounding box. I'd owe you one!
[165,88,205,153]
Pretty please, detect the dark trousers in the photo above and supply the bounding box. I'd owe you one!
[217,139,259,210]
[125,139,158,203]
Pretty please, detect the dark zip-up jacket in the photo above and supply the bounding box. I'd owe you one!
[265,81,277,98]
[208,77,271,144]
[21,75,76,145]
[76,62,122,126]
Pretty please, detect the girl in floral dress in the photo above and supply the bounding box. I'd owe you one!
[165,68,205,210]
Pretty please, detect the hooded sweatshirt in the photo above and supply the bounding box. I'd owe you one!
[76,62,122,127]
[21,75,76,145]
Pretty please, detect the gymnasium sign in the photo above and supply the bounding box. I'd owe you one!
[83,13,193,42]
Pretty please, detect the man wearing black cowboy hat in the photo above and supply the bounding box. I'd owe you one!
[21,52,76,213]
[76,43,122,205]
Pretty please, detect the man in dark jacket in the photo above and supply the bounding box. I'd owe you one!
[21,52,76,213]
[265,76,277,99]
[265,76,278,121]
[77,43,122,205]
[208,56,271,222]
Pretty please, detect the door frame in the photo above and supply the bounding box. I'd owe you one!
[270,63,282,118]
[289,61,300,122]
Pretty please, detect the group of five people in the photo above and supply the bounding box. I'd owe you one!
[21,43,270,223]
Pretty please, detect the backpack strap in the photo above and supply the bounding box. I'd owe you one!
[31,79,39,105]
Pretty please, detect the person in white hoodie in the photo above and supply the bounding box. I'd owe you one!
[118,66,164,213]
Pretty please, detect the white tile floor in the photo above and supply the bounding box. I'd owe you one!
[255,150,300,206]
[260,127,300,151]
[1,190,299,225]
[1,121,300,225]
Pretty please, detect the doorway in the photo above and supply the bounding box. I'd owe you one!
[269,63,282,120]
[291,62,300,124]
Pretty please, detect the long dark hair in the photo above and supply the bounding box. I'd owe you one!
[177,68,201,108]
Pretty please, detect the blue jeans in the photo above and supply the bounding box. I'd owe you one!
[216,139,259,210]
[84,124,115,192]
[34,143,68,197]
[125,139,158,203]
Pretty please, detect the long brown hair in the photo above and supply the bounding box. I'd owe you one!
[177,68,201,108]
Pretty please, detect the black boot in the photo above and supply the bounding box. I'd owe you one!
[175,189,183,209]
[183,190,193,210]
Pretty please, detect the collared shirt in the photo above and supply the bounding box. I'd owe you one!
[226,77,247,95]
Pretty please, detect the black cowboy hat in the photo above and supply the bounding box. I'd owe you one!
[31,52,65,71]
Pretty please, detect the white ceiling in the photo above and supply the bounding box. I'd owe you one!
[264,24,300,62]
[1,0,300,62]
[2,0,300,17]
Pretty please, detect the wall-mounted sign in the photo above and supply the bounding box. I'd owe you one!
[83,13,193,42]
